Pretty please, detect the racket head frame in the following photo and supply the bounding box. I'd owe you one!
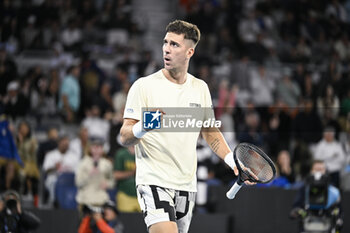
[233,142,276,184]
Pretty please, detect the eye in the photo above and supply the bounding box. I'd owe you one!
[171,42,179,47]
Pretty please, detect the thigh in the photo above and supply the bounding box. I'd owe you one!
[137,185,176,229]
[149,221,178,233]
[175,191,196,233]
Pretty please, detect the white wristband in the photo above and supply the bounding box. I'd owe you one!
[132,121,147,139]
[224,152,236,170]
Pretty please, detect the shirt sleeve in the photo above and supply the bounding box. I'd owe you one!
[123,79,146,121]
[42,153,56,172]
[96,218,116,233]
[202,82,215,121]
[78,216,93,233]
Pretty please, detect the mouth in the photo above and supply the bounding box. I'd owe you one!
[164,57,171,62]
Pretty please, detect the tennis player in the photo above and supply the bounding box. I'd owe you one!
[120,20,253,233]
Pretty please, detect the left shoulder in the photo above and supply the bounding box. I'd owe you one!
[187,73,208,88]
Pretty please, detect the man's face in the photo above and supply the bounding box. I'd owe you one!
[58,138,69,153]
[311,162,326,175]
[162,32,194,71]
[324,131,335,142]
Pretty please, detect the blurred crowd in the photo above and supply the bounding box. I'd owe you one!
[0,0,350,213]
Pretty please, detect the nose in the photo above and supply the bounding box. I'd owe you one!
[163,43,170,54]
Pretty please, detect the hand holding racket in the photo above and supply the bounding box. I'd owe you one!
[226,143,276,199]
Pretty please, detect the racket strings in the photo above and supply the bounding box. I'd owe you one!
[236,145,274,182]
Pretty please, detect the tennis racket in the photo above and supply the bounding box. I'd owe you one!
[226,143,276,199]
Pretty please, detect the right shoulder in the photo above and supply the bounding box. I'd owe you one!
[131,70,163,88]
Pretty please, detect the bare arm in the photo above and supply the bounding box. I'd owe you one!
[119,118,141,147]
[201,127,238,176]
[114,170,136,180]
[201,127,231,159]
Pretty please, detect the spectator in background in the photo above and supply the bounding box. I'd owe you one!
[21,15,39,49]
[292,98,323,178]
[340,89,350,117]
[0,118,21,193]
[257,150,294,188]
[249,64,275,107]
[80,52,106,111]
[265,100,292,157]
[279,11,299,42]
[326,0,347,23]
[16,121,39,207]
[70,126,89,159]
[0,190,41,233]
[59,65,80,123]
[0,48,17,98]
[108,110,124,158]
[97,0,115,29]
[216,80,237,150]
[75,137,114,208]
[237,110,264,147]
[0,160,21,193]
[300,12,323,43]
[245,33,269,63]
[112,81,130,116]
[311,32,332,63]
[94,82,114,117]
[317,85,340,120]
[82,105,110,151]
[276,150,295,184]
[3,81,29,120]
[138,50,158,77]
[59,0,76,27]
[231,55,252,107]
[114,146,140,213]
[300,72,317,102]
[334,33,350,62]
[238,10,260,44]
[292,63,306,91]
[276,68,301,108]
[60,18,82,51]
[78,200,124,233]
[109,64,129,95]
[319,59,343,99]
[30,75,58,122]
[37,127,59,167]
[313,127,346,188]
[43,135,80,206]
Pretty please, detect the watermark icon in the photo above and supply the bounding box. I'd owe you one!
[143,110,162,129]
[142,107,221,132]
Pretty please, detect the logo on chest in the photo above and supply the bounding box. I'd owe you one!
[189,103,201,107]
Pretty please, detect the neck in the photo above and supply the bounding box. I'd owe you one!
[162,66,188,84]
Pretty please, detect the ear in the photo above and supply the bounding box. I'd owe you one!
[187,47,195,59]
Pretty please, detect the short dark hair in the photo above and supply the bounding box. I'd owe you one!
[166,20,201,46]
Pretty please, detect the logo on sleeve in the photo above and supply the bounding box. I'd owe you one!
[143,110,161,129]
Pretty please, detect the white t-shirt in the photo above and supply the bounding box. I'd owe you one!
[43,149,80,174]
[313,139,346,173]
[124,70,213,192]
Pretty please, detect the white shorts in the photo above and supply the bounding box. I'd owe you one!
[136,185,196,233]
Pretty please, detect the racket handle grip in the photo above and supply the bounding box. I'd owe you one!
[226,182,242,199]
